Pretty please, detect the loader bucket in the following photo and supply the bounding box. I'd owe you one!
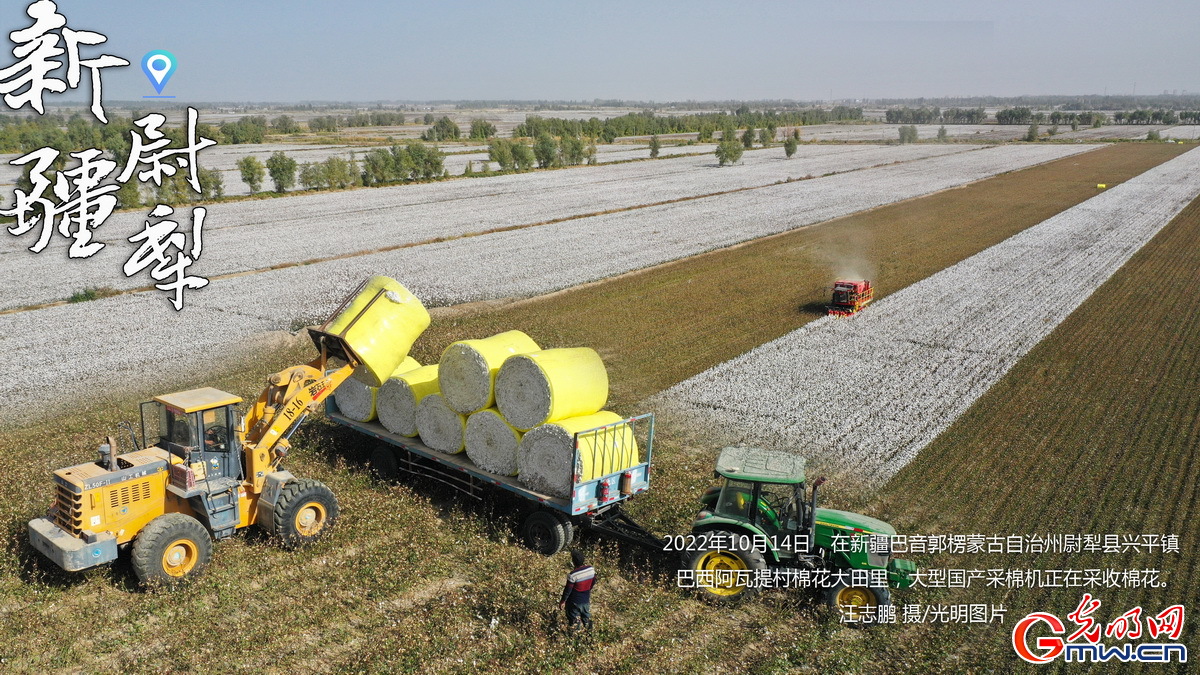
[309,276,431,386]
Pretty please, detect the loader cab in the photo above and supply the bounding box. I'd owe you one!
[141,387,244,482]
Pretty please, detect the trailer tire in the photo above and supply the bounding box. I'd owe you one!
[273,479,339,549]
[131,513,212,587]
[685,529,767,605]
[522,510,568,555]
[549,510,575,546]
[825,579,890,625]
[369,446,399,482]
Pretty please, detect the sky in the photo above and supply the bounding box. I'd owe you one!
[2,0,1197,104]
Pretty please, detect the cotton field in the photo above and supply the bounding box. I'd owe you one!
[0,143,1097,424]
[0,143,980,310]
[652,147,1200,486]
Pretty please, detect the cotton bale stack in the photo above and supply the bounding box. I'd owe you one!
[494,348,609,430]
[517,411,638,498]
[377,364,440,437]
[464,408,523,475]
[438,331,539,415]
[415,393,467,454]
[333,356,421,423]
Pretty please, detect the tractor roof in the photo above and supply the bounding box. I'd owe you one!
[154,387,242,413]
[715,446,806,484]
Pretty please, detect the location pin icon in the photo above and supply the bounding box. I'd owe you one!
[141,50,177,94]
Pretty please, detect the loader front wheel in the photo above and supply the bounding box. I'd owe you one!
[273,479,339,549]
[131,513,212,587]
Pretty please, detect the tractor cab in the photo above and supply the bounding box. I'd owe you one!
[142,387,244,483]
[696,447,814,558]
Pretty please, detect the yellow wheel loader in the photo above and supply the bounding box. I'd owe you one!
[28,276,430,586]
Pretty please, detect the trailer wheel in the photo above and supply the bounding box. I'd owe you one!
[273,479,339,549]
[684,529,767,604]
[825,580,890,624]
[549,510,575,546]
[131,513,212,587]
[369,446,399,482]
[522,510,568,555]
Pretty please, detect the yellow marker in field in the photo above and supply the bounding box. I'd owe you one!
[1097,183,1107,189]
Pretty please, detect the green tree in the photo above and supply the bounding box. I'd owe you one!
[1147,129,1162,141]
[511,142,535,171]
[115,179,141,209]
[757,128,771,146]
[1024,124,1039,142]
[488,138,515,172]
[585,141,598,165]
[299,162,327,190]
[715,140,744,165]
[533,132,558,168]
[741,127,755,148]
[783,136,798,158]
[937,125,948,141]
[265,151,297,192]
[792,128,801,140]
[198,167,224,200]
[423,113,435,125]
[649,134,661,158]
[462,160,474,176]
[560,135,586,166]
[323,156,355,188]
[272,115,301,134]
[422,116,461,141]
[469,118,497,139]
[361,148,396,185]
[237,156,266,193]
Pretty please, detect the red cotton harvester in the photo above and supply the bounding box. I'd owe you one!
[827,280,874,317]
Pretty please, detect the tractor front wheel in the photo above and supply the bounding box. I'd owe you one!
[273,479,339,549]
[131,513,213,587]
[684,529,768,604]
[825,580,891,624]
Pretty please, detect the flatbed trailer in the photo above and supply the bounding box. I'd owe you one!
[327,400,665,554]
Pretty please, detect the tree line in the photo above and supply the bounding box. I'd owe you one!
[885,107,987,124]
[512,106,863,143]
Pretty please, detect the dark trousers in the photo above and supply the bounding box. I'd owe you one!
[565,601,592,629]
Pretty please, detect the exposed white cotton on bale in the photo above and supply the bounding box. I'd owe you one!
[377,364,439,437]
[464,408,523,476]
[438,330,540,415]
[334,356,421,423]
[495,347,608,430]
[415,393,466,454]
[517,411,637,498]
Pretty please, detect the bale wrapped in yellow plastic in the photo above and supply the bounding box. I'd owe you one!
[334,357,421,423]
[438,330,539,415]
[415,393,467,454]
[377,364,440,437]
[517,411,638,498]
[319,276,430,387]
[465,408,523,476]
[494,348,608,431]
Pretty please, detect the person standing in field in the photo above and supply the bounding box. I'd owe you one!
[559,549,595,631]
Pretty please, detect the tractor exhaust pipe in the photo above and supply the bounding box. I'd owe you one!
[808,476,826,553]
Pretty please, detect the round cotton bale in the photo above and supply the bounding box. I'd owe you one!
[415,393,466,454]
[464,408,523,475]
[438,330,539,415]
[495,348,609,431]
[322,276,430,387]
[517,411,637,498]
[377,364,440,437]
[333,376,378,422]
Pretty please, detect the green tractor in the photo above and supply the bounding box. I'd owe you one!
[683,447,917,621]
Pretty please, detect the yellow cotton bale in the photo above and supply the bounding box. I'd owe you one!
[464,408,523,476]
[322,276,430,387]
[415,393,466,454]
[377,364,439,437]
[335,357,421,423]
[517,411,638,498]
[438,330,540,415]
[495,348,608,431]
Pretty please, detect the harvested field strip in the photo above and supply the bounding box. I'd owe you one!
[874,187,1200,670]
[0,143,978,309]
[652,147,1200,486]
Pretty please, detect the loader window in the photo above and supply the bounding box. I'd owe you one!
[154,404,198,455]
[203,408,229,451]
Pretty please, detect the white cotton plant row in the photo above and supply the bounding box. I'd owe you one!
[1159,126,1200,140]
[0,143,979,309]
[0,144,1103,426]
[651,147,1200,487]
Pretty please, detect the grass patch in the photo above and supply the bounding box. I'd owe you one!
[66,286,120,303]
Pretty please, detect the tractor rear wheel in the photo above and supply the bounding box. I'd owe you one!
[522,510,569,555]
[131,513,213,587]
[825,580,891,624]
[273,479,339,549]
[684,529,768,604]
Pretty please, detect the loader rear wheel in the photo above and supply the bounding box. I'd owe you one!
[522,510,568,555]
[131,514,212,587]
[685,529,768,605]
[273,479,339,549]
